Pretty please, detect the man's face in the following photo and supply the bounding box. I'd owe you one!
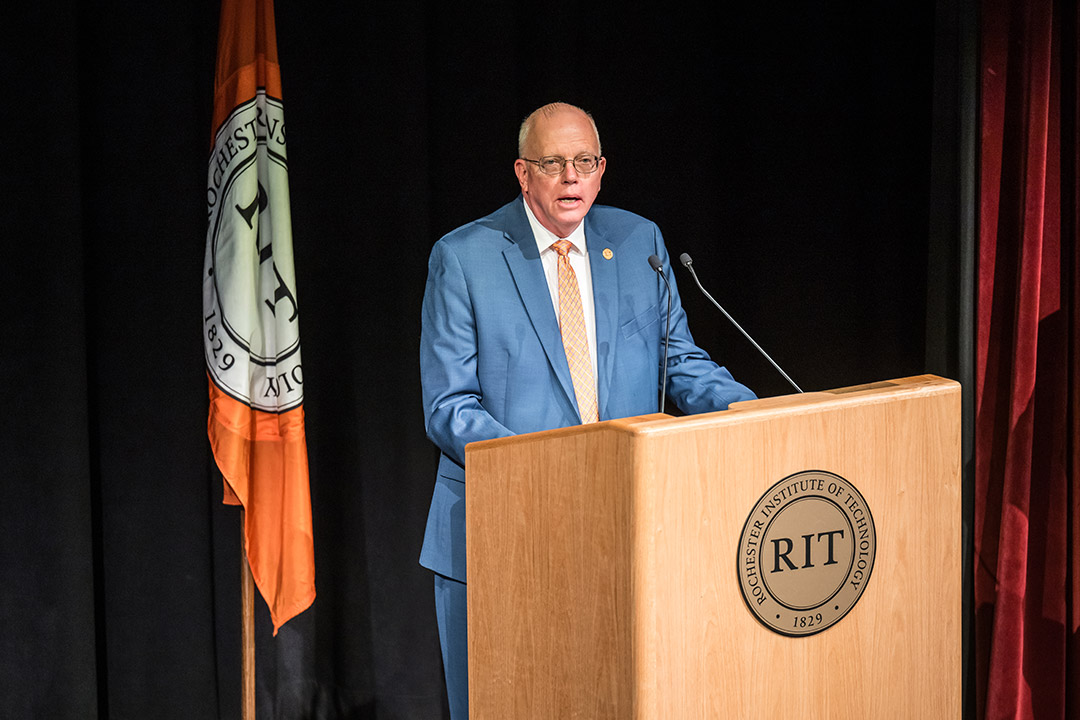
[514,109,606,238]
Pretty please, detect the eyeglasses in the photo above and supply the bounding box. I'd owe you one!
[521,154,601,175]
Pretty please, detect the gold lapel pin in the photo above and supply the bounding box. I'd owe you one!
[602,248,613,260]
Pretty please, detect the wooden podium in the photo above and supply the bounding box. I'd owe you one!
[465,375,961,719]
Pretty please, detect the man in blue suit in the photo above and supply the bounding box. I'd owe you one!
[419,102,755,719]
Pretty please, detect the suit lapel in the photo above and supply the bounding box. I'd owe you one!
[500,201,579,418]
[586,216,618,420]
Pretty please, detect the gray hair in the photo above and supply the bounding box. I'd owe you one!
[517,102,602,158]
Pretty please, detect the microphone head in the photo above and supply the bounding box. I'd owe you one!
[679,252,693,268]
[647,254,663,271]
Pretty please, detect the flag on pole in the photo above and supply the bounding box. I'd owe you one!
[203,0,315,634]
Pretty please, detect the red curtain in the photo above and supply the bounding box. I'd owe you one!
[975,1,1079,718]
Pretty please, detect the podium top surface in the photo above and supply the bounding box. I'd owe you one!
[467,374,959,453]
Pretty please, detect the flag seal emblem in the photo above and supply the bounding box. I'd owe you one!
[203,90,302,413]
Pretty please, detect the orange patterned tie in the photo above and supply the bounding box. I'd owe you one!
[551,240,598,424]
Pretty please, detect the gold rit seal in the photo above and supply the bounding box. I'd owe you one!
[737,470,876,637]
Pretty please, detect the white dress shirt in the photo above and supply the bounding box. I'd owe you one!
[521,198,599,383]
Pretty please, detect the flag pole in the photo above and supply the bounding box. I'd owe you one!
[241,510,256,720]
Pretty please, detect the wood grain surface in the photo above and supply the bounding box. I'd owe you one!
[467,376,961,719]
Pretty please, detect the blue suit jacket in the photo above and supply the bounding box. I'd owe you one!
[419,198,755,582]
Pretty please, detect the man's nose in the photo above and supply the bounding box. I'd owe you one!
[561,162,579,181]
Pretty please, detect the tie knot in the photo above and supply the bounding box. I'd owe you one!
[551,239,573,257]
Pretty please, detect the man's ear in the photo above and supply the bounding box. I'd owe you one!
[514,159,529,194]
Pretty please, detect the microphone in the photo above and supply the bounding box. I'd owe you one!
[648,255,673,413]
[678,253,803,394]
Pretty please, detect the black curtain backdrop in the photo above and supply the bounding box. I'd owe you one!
[1,2,955,719]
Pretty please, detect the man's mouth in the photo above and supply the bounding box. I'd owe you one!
[557,196,581,205]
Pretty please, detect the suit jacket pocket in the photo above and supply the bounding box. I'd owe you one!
[620,301,661,339]
[437,453,466,484]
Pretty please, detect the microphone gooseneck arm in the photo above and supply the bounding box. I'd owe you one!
[678,253,803,394]
[648,255,673,413]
